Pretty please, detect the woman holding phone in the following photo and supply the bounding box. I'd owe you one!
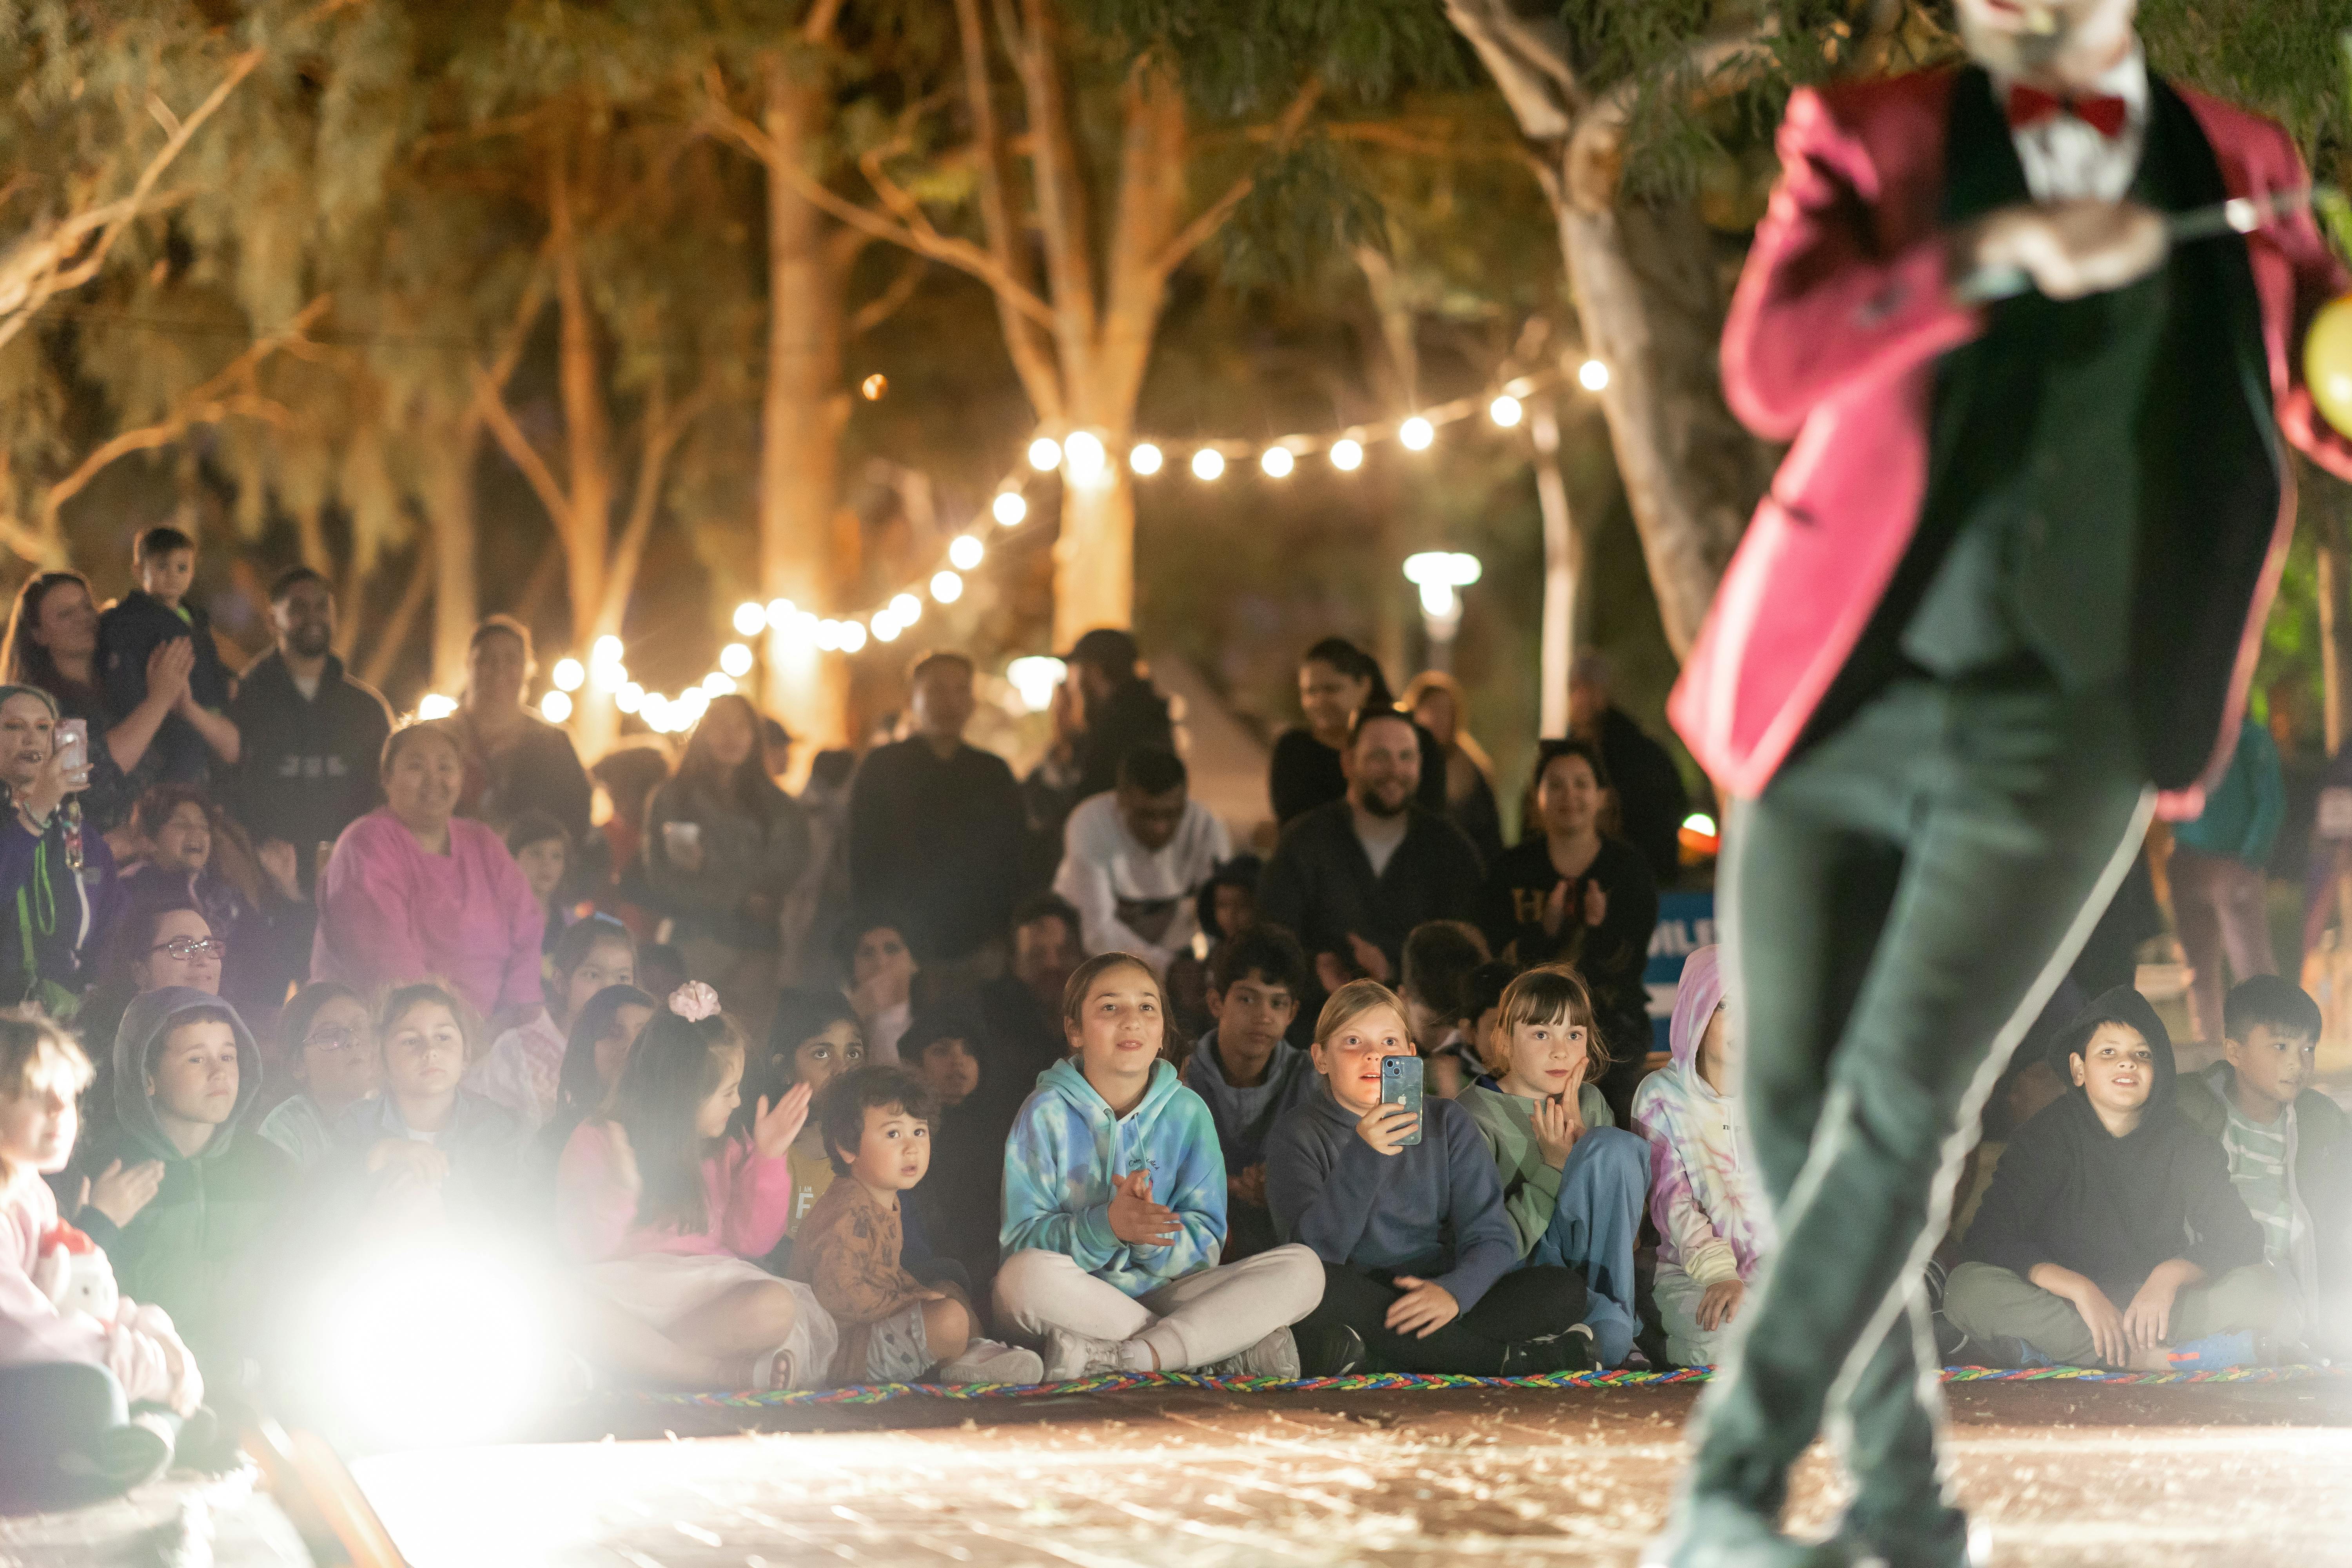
[0,683,114,1015]
[0,570,193,832]
[1263,978,1593,1377]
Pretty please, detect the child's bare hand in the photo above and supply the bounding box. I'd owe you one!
[1531,1094,1582,1170]
[750,1082,813,1160]
[367,1138,449,1188]
[1345,933,1391,984]
[256,838,304,902]
[1384,1275,1461,1339]
[1697,1279,1746,1332]
[1314,951,1352,994]
[2072,1283,2130,1367]
[1107,1169,1180,1247]
[1230,1162,1268,1209]
[145,638,194,709]
[88,1158,165,1228]
[1354,1101,1419,1157]
[2123,1268,2189,1352]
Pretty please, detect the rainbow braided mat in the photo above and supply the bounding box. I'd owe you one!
[641,1362,2351,1410]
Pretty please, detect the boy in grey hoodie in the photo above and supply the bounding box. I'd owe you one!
[1183,925,1316,1261]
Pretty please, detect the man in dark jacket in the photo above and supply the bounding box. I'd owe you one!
[848,650,1024,970]
[1258,708,1483,994]
[222,568,393,886]
[2175,975,2352,1354]
[1569,652,1689,885]
[1943,986,2292,1368]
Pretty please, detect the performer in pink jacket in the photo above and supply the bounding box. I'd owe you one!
[1652,0,2352,1562]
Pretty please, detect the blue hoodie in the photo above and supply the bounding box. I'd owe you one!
[1000,1056,1227,1297]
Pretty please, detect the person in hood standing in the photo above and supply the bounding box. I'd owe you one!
[66,987,288,1381]
[1944,985,2293,1367]
[994,953,1323,1382]
[1632,947,1774,1367]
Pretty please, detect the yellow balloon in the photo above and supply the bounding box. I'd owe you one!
[2306,293,2352,439]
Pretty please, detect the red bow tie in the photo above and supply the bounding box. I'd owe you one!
[2006,83,2130,138]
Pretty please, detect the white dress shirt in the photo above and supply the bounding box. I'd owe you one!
[1991,41,2150,203]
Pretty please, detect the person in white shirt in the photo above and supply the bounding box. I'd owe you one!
[1052,747,1230,978]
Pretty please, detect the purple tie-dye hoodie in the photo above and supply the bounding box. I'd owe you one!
[1629,946,1773,1285]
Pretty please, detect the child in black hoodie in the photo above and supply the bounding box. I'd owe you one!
[97,526,236,784]
[1943,985,2295,1369]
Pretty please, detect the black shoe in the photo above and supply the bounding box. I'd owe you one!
[1296,1323,1367,1377]
[173,1406,246,1477]
[1500,1324,1599,1377]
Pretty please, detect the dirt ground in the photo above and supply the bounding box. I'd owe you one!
[330,1376,2352,1567]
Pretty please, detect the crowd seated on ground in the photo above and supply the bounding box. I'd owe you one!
[0,614,2330,1519]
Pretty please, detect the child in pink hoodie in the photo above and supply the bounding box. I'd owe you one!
[0,1012,202,1510]
[555,985,837,1390]
[1631,947,1774,1367]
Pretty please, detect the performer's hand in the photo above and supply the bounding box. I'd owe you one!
[1963,198,2168,302]
[1385,1276,1461,1339]
[1697,1279,1746,1332]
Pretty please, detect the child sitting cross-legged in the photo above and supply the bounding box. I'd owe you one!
[1944,985,2298,1369]
[1630,946,1772,1368]
[556,984,836,1390]
[1183,923,1315,1262]
[336,981,524,1227]
[791,1064,1042,1386]
[2175,975,2352,1355]
[1267,979,1595,1376]
[1458,964,1649,1367]
[996,953,1324,1381]
[1,1012,207,1511]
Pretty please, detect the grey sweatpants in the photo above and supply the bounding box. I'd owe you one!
[1942,1260,2298,1366]
[992,1244,1323,1369]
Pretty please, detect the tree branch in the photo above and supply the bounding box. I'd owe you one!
[1563,24,1781,214]
[951,0,1063,416]
[847,252,930,339]
[1146,76,1324,281]
[597,380,714,635]
[471,366,576,538]
[1440,0,1586,141]
[356,547,432,691]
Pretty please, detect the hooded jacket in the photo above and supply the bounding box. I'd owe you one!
[1630,947,1773,1286]
[1263,1074,1520,1312]
[1962,985,2264,1305]
[2176,1060,2352,1321]
[1000,1056,1227,1297]
[1185,1029,1316,1177]
[70,987,287,1370]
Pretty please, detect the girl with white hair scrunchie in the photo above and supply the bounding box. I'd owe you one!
[552,984,838,1391]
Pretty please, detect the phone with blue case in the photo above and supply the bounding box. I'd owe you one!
[1379,1054,1425,1146]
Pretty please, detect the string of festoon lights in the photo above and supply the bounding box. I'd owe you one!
[413,356,1606,734]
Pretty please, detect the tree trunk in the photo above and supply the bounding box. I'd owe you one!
[1552,198,1766,659]
[758,60,852,752]
[1530,394,1580,735]
[416,432,481,701]
[1051,463,1137,651]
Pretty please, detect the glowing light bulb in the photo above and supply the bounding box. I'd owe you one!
[890,593,921,624]
[616,683,643,714]
[1490,395,1524,427]
[815,620,843,652]
[931,570,964,603]
[1261,446,1295,478]
[872,613,902,642]
[719,643,753,679]
[1028,436,1062,471]
[539,690,572,723]
[1063,430,1107,487]
[1330,438,1364,471]
[1579,358,1609,392]
[732,601,766,637]
[860,373,887,401]
[551,658,585,693]
[949,535,984,571]
[838,620,867,653]
[1129,443,1163,476]
[764,598,793,628]
[592,635,623,668]
[416,694,456,721]
[1400,416,1435,451]
[993,492,1027,527]
[701,672,735,697]
[1191,448,1225,481]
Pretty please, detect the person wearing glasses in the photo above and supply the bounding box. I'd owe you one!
[256,982,378,1168]
[75,898,226,1077]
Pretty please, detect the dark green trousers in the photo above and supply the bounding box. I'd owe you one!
[1685,673,2149,1545]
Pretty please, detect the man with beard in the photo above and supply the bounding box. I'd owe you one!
[1652,0,2352,1560]
[1258,708,1483,1004]
[221,568,393,893]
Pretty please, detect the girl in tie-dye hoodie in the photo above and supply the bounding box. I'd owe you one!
[1631,946,1773,1366]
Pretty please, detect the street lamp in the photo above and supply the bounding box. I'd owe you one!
[1403,551,1482,672]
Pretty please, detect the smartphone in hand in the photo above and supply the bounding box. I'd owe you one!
[1379,1054,1425,1147]
[53,719,87,778]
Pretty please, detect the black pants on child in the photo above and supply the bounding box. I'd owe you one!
[1301,1263,1587,1374]
[0,1360,170,1514]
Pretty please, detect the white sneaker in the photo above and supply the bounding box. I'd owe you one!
[1205,1326,1300,1380]
[937,1339,1045,1386]
[1042,1327,1127,1382]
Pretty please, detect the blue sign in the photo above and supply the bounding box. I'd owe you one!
[1645,891,1717,1054]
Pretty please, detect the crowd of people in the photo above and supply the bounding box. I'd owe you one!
[0,535,2338,1515]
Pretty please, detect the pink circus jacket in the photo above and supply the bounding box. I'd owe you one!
[1669,66,2352,813]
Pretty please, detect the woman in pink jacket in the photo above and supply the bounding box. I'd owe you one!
[312,722,544,1025]
[0,1012,203,1510]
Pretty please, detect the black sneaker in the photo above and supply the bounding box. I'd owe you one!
[1295,1323,1367,1377]
[1500,1323,1599,1377]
